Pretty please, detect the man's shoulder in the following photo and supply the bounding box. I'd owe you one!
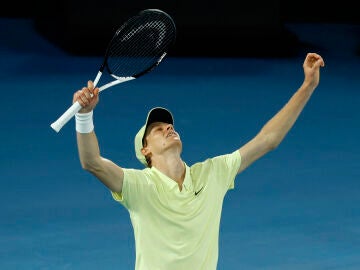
[189,150,241,176]
[123,167,153,180]
[190,150,240,167]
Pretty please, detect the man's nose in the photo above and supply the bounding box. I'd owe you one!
[166,124,174,130]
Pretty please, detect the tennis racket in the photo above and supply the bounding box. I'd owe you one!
[50,9,176,132]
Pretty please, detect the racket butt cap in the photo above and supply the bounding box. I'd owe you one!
[50,122,61,133]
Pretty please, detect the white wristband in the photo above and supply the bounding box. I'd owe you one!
[75,111,94,133]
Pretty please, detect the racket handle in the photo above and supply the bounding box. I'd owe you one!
[50,101,82,132]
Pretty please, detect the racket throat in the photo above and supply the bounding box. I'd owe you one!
[98,76,135,92]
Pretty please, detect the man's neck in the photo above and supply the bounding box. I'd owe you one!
[153,155,185,190]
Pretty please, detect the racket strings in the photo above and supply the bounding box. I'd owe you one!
[106,11,176,77]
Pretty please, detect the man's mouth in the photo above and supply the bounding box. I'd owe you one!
[167,131,176,138]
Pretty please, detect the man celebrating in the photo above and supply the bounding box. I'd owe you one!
[72,52,325,270]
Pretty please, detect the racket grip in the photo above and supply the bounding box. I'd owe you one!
[50,101,82,132]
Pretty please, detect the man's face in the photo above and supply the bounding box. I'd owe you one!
[143,122,182,155]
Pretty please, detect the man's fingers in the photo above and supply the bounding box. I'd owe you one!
[79,94,89,107]
[74,83,99,108]
[75,88,90,107]
[87,80,94,90]
[304,53,325,69]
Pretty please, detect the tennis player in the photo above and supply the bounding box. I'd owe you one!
[73,52,325,270]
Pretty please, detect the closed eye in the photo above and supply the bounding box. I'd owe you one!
[149,125,165,134]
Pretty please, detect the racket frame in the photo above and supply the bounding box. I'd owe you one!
[50,9,175,133]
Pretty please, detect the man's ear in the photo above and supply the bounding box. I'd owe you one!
[141,146,150,156]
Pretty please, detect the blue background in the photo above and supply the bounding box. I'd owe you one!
[0,13,359,270]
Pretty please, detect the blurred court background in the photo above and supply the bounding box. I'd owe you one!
[1,1,359,269]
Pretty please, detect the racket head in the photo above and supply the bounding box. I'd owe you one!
[103,9,176,78]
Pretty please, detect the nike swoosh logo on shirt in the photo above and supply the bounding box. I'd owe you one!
[195,186,204,196]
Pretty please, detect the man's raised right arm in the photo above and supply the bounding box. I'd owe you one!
[74,80,124,193]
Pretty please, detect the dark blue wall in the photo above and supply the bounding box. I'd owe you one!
[1,0,358,57]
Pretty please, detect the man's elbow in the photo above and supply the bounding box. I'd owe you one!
[79,158,101,173]
[266,133,284,151]
[263,132,283,151]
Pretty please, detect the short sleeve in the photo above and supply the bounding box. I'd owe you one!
[111,168,150,210]
[210,149,241,190]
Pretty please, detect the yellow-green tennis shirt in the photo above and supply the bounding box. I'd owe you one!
[111,150,241,270]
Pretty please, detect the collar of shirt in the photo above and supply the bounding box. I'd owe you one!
[151,163,193,192]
